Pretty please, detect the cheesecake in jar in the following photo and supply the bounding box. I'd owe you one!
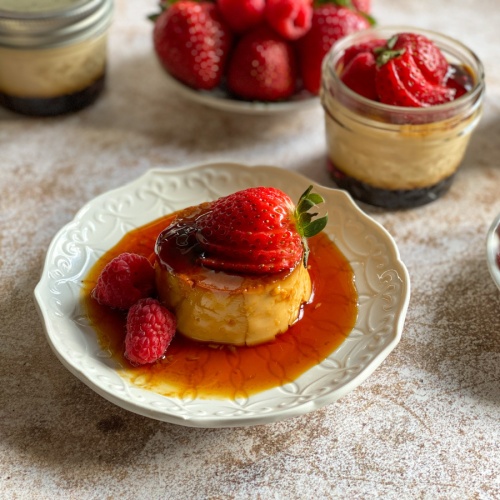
[320,26,485,209]
[0,0,113,116]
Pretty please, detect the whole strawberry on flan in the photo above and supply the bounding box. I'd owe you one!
[155,186,327,346]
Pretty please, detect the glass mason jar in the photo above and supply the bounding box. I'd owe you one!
[320,26,485,209]
[0,0,113,116]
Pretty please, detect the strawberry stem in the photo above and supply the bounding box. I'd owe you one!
[374,35,406,67]
[294,186,328,266]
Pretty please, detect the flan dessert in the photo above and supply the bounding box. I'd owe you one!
[154,186,327,346]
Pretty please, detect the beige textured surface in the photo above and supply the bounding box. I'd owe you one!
[1,0,500,498]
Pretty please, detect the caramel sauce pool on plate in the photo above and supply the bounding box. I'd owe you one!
[82,213,358,400]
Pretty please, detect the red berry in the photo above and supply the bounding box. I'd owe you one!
[375,34,455,107]
[392,32,448,85]
[125,298,176,365]
[92,253,156,310]
[197,187,300,273]
[265,0,313,41]
[341,51,378,100]
[342,39,385,67]
[195,186,327,274]
[217,0,265,33]
[226,26,297,101]
[375,53,425,107]
[296,5,371,95]
[153,1,233,90]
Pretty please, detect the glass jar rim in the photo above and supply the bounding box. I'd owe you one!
[321,25,485,116]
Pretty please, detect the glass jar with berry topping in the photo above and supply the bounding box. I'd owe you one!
[320,26,485,209]
[0,0,113,116]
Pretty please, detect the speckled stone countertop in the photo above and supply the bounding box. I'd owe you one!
[1,0,500,498]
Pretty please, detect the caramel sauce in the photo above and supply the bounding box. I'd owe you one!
[82,213,358,400]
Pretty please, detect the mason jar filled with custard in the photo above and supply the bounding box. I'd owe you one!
[320,26,485,209]
[0,0,113,116]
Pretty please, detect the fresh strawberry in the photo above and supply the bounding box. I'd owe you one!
[226,26,297,101]
[375,52,428,107]
[341,51,378,100]
[375,34,455,107]
[216,0,265,33]
[391,32,448,85]
[265,0,313,41]
[152,1,233,90]
[296,3,372,95]
[195,186,327,274]
[342,39,385,67]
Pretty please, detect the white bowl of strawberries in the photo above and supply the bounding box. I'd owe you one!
[150,0,373,112]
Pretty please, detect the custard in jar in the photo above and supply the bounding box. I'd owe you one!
[320,26,485,209]
[0,0,113,116]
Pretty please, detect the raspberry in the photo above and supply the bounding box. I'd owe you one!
[91,253,156,310]
[125,298,177,365]
[265,0,312,41]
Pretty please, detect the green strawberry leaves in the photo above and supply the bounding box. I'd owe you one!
[374,35,406,67]
[294,185,328,266]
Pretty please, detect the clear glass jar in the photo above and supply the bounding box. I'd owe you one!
[0,0,113,116]
[320,26,485,209]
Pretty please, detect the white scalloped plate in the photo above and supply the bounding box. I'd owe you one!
[162,69,319,115]
[486,212,500,291]
[34,163,410,427]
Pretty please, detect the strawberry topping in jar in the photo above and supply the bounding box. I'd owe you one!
[320,26,485,209]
